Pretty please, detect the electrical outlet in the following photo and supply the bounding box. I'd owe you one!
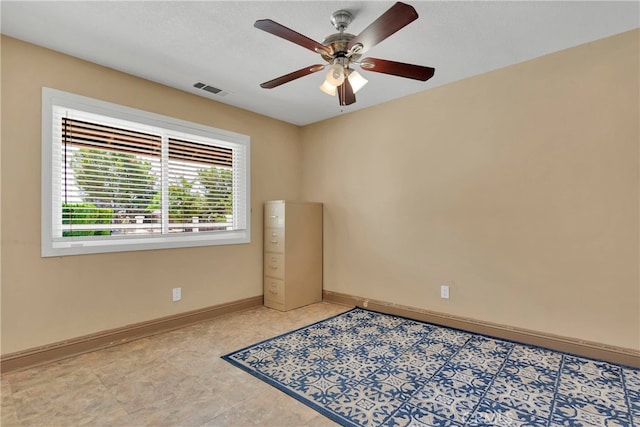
[440,285,450,299]
[172,287,182,302]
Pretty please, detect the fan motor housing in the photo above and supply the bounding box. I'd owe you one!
[321,32,361,62]
[321,9,362,63]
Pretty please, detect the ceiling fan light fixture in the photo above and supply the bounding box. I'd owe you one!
[255,2,435,108]
[320,80,337,96]
[325,64,345,86]
[347,70,368,93]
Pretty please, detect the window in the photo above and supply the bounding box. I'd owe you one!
[42,88,250,257]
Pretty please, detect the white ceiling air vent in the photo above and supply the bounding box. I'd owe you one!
[193,82,229,97]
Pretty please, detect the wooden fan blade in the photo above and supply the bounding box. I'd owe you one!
[348,2,418,54]
[260,64,325,89]
[255,19,330,55]
[360,57,435,81]
[338,79,356,106]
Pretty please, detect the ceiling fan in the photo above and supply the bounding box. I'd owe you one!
[254,2,435,106]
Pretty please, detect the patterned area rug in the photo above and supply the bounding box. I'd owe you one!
[222,308,640,427]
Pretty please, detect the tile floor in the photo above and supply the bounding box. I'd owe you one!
[1,302,351,427]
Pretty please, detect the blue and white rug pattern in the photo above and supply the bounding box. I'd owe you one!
[222,308,640,427]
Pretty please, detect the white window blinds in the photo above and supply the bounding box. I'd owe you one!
[43,88,250,256]
[61,117,163,237]
[166,138,235,233]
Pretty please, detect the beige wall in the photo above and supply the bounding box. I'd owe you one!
[302,30,640,350]
[1,36,302,354]
[2,29,638,356]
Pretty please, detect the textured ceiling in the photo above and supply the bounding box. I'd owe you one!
[1,1,638,126]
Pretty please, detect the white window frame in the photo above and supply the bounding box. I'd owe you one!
[42,87,251,257]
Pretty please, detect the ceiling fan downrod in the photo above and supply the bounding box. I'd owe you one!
[330,10,353,32]
[321,10,362,64]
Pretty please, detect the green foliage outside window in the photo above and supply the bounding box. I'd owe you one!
[147,168,233,224]
[71,148,157,215]
[68,148,232,230]
[198,167,233,222]
[62,203,113,236]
